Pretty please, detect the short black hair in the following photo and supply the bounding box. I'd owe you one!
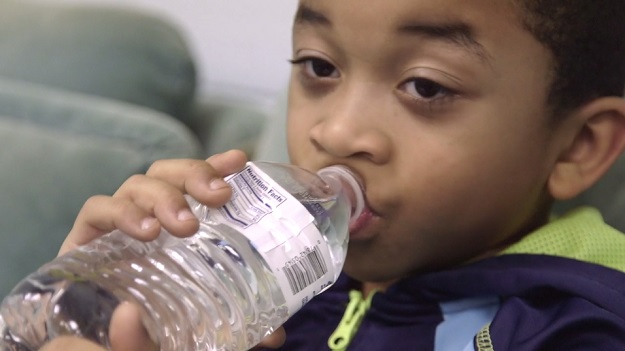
[515,0,625,116]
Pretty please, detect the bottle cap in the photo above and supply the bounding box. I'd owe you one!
[317,166,365,225]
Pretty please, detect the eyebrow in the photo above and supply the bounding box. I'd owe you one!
[294,4,331,27]
[398,22,491,63]
[294,4,492,65]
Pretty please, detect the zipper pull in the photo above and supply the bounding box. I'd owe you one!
[328,290,376,351]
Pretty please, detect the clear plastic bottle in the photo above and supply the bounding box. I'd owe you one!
[0,162,364,351]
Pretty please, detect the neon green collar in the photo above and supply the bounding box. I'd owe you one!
[501,207,625,272]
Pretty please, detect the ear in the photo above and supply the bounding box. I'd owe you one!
[549,97,625,200]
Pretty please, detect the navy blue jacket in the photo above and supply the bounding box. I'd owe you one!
[262,208,625,350]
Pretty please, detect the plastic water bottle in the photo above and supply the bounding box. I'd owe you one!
[0,161,364,351]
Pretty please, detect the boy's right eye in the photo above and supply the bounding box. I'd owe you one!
[290,57,339,79]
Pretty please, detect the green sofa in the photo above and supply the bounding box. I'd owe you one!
[0,1,269,296]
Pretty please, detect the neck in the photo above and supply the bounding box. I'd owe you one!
[360,280,396,297]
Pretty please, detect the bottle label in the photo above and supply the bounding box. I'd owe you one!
[216,162,336,313]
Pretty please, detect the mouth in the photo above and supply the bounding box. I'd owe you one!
[317,164,380,239]
[348,205,376,236]
[342,170,379,238]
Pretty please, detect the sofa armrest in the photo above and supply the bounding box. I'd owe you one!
[0,79,203,297]
[188,96,269,158]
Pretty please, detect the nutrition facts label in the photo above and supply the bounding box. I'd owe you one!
[215,162,336,313]
[220,165,287,229]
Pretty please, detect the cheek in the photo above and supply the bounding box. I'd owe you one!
[422,135,548,214]
[394,131,549,240]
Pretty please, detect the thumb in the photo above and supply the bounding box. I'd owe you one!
[109,302,158,351]
[40,336,107,351]
[251,327,286,349]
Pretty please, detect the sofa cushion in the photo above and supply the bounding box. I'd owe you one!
[0,0,196,119]
[0,79,202,297]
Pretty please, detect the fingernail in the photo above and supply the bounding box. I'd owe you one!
[177,208,196,221]
[141,217,158,230]
[209,178,229,190]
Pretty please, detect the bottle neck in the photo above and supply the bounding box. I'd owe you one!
[317,166,365,224]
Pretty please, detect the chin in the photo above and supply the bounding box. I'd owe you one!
[342,261,399,283]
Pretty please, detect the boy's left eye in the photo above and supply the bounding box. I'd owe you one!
[290,57,340,79]
[399,78,451,101]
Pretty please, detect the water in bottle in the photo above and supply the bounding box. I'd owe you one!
[0,161,364,351]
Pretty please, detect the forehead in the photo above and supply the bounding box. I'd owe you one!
[295,0,521,25]
[293,0,543,73]
[293,0,525,53]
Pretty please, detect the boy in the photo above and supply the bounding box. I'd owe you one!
[44,0,625,350]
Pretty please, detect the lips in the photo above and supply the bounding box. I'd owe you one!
[348,205,375,235]
[334,167,379,238]
[318,164,379,238]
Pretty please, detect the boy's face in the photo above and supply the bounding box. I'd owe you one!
[287,0,565,282]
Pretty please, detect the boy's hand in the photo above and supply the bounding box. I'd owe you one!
[39,336,107,351]
[38,309,156,351]
[52,150,286,350]
[106,304,285,350]
[39,303,173,351]
[59,150,247,255]
[39,325,285,351]
[252,327,287,349]
[39,303,284,350]
[39,303,283,351]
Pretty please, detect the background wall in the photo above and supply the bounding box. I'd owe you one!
[42,0,298,109]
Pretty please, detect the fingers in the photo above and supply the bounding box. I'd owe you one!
[205,150,250,176]
[59,150,248,256]
[109,303,158,351]
[140,159,232,209]
[38,304,157,351]
[40,305,280,351]
[251,327,286,350]
[39,336,107,351]
[59,195,164,255]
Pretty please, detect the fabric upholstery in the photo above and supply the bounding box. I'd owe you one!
[0,0,197,119]
[0,79,202,296]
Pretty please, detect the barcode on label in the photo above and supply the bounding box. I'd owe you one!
[283,245,328,295]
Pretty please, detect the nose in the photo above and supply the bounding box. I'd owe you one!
[309,86,392,164]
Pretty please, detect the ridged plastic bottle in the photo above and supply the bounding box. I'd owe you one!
[0,161,364,351]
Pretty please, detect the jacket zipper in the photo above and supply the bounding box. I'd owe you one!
[327,289,376,351]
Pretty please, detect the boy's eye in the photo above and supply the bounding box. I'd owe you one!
[400,78,451,100]
[291,57,339,79]
[308,58,337,78]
